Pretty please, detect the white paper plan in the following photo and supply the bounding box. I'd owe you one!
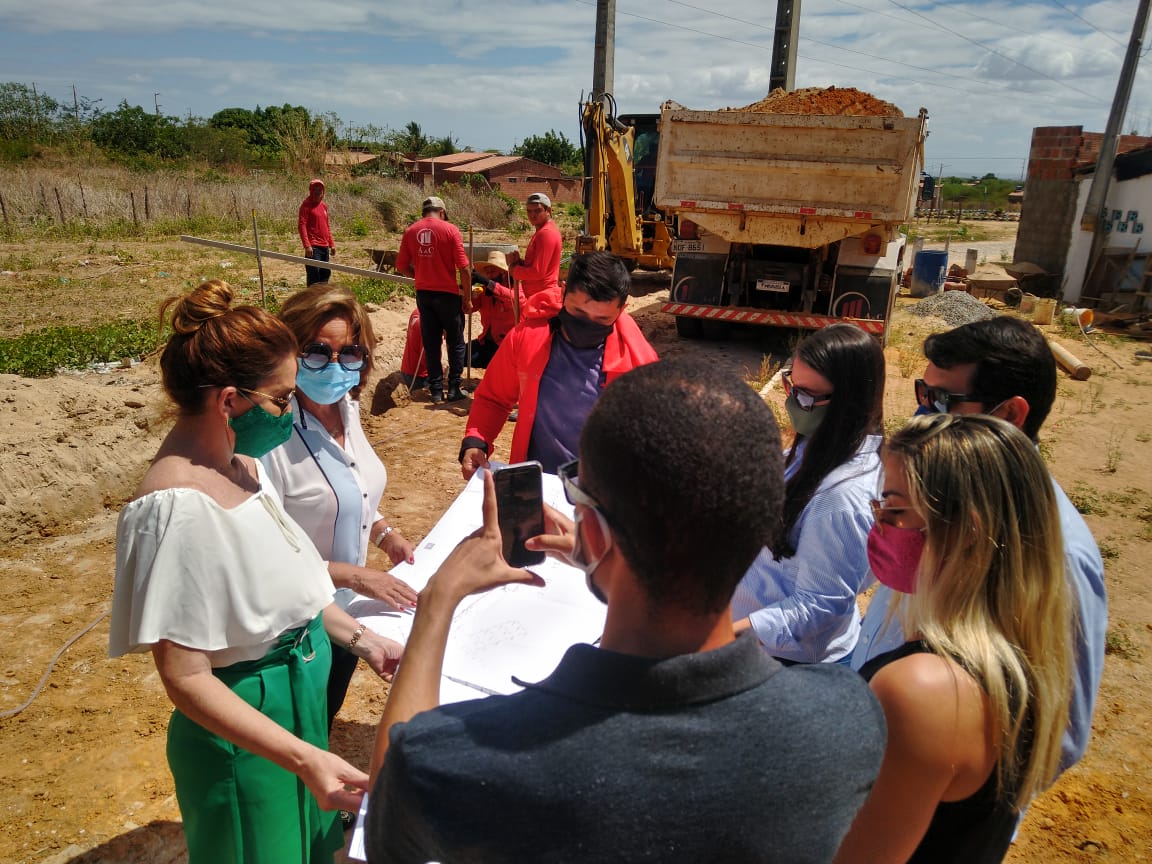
[344,467,605,697]
[346,469,607,860]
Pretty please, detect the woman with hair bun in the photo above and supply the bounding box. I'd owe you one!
[109,280,404,864]
[834,413,1073,863]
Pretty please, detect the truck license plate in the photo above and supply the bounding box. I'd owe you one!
[756,279,791,293]
[672,240,704,253]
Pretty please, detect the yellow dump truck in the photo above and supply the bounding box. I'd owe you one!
[655,100,928,339]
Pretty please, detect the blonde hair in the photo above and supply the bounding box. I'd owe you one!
[276,283,376,399]
[885,413,1072,810]
[158,280,296,413]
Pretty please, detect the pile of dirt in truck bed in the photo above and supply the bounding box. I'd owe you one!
[733,86,903,117]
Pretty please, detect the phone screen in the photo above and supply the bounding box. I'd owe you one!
[493,462,546,567]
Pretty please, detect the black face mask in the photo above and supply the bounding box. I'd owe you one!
[559,307,614,349]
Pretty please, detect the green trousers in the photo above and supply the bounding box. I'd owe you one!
[167,614,343,864]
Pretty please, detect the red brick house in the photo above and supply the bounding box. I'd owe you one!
[404,154,582,205]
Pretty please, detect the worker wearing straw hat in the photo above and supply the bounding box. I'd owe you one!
[468,250,518,368]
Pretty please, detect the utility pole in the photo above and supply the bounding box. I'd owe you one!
[154,93,162,116]
[1081,0,1150,233]
[1080,0,1150,296]
[592,0,615,101]
[769,0,801,92]
[935,163,949,215]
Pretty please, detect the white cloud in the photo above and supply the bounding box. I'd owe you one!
[0,0,1146,175]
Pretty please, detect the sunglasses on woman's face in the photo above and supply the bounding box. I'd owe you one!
[299,342,366,372]
[781,368,833,411]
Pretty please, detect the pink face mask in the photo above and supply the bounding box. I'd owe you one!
[867,524,925,594]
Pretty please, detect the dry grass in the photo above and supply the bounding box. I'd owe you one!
[0,161,538,338]
[0,163,526,242]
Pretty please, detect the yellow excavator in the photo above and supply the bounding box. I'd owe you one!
[576,94,675,270]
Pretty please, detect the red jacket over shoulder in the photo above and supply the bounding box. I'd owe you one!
[463,311,658,464]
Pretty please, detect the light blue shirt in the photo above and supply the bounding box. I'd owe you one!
[851,477,1107,776]
[732,435,882,664]
[261,396,388,611]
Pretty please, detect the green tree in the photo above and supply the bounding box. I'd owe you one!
[513,129,581,174]
[209,107,266,144]
[208,104,316,163]
[182,122,251,165]
[426,134,460,157]
[274,109,331,175]
[90,100,184,158]
[392,121,430,155]
[0,82,64,142]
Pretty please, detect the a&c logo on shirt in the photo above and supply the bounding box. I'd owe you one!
[417,228,434,246]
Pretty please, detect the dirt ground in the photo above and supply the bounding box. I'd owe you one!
[0,232,1149,863]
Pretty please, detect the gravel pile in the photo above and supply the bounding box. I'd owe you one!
[908,290,998,327]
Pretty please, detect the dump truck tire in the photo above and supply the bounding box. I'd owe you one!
[675,316,703,338]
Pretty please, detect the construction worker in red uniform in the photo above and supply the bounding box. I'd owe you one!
[397,196,472,403]
[507,192,562,302]
[298,179,335,286]
[467,251,518,368]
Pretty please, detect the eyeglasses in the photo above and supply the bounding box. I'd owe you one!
[914,378,991,414]
[559,459,625,537]
[558,460,601,510]
[239,387,294,417]
[300,342,367,372]
[781,368,833,411]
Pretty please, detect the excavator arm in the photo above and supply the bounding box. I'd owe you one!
[578,96,674,269]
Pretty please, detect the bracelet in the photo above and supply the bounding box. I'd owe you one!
[374,525,394,548]
[346,623,367,652]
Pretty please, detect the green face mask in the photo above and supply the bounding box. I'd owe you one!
[229,403,293,458]
[785,392,829,438]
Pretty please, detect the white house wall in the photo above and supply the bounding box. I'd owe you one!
[1066,172,1152,303]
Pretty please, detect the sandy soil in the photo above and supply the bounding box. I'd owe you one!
[0,237,1149,863]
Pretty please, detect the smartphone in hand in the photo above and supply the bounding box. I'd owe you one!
[493,462,546,568]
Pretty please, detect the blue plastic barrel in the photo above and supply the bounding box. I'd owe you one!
[910,250,948,297]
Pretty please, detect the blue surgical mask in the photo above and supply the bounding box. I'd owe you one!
[296,360,360,405]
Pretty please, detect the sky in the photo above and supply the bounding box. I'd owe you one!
[1,0,1150,180]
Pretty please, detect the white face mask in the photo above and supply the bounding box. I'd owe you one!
[571,507,612,604]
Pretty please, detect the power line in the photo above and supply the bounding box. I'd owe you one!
[658,0,1108,103]
[793,51,978,95]
[802,33,1014,90]
[603,0,1010,97]
[664,0,770,31]
[835,0,1123,60]
[1043,0,1127,47]
[590,0,1107,106]
[576,0,970,94]
[883,0,1102,101]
